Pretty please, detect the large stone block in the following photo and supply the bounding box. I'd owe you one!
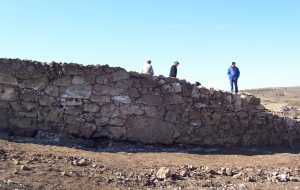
[72,75,84,84]
[93,84,124,96]
[39,95,56,106]
[18,77,48,90]
[15,64,45,79]
[192,87,200,98]
[144,107,161,118]
[64,114,85,125]
[45,85,59,97]
[141,78,157,88]
[83,113,95,122]
[164,95,184,105]
[95,75,109,84]
[161,84,172,95]
[63,106,83,115]
[109,118,125,126]
[62,85,92,99]
[9,117,37,129]
[165,111,177,123]
[0,76,18,85]
[112,95,131,104]
[16,111,38,118]
[120,105,144,116]
[53,76,72,87]
[0,100,10,109]
[95,117,109,126]
[62,63,84,75]
[0,62,12,76]
[128,88,139,98]
[0,86,17,101]
[60,98,82,106]
[78,123,96,138]
[92,126,109,137]
[0,109,8,120]
[138,95,162,106]
[83,103,100,113]
[84,74,96,84]
[112,70,129,81]
[46,108,64,123]
[109,126,126,139]
[171,83,182,93]
[204,112,222,126]
[126,117,175,144]
[100,103,116,118]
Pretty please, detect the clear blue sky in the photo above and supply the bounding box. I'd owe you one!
[0,0,299,90]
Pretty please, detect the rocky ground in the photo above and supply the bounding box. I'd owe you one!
[1,86,300,190]
[0,131,300,190]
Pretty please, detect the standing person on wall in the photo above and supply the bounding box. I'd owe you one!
[169,61,179,78]
[227,62,240,94]
[142,60,154,75]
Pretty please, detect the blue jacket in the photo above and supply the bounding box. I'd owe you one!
[227,66,240,80]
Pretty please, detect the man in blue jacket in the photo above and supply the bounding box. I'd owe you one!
[227,62,240,94]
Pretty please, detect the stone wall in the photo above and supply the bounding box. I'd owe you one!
[0,58,300,147]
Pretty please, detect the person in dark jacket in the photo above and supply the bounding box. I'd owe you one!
[227,62,240,94]
[169,61,179,78]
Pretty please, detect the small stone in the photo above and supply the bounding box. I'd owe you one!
[61,171,69,176]
[290,176,299,182]
[245,176,256,182]
[20,165,31,171]
[218,167,226,175]
[12,169,19,175]
[106,177,113,183]
[78,158,88,166]
[156,167,171,180]
[233,172,243,179]
[226,167,233,176]
[180,170,189,177]
[12,159,20,165]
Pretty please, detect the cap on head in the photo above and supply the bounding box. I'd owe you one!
[174,61,179,65]
[147,60,151,64]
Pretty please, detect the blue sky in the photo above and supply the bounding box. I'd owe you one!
[0,0,299,90]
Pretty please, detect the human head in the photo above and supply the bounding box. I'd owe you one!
[147,60,151,64]
[174,61,179,66]
[231,62,236,67]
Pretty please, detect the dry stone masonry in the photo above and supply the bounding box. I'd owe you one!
[0,58,300,147]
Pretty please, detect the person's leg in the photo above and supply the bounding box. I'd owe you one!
[230,79,234,93]
[234,80,238,94]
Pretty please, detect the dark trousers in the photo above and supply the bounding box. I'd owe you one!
[230,79,238,93]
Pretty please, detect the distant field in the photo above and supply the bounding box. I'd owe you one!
[242,86,300,119]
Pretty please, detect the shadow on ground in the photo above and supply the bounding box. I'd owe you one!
[1,130,300,156]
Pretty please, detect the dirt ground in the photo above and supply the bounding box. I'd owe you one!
[1,87,300,190]
[1,133,300,190]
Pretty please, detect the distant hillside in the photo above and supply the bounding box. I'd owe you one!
[242,87,300,120]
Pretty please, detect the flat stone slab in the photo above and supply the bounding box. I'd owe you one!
[62,85,92,99]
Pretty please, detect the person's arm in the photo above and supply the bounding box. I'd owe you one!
[227,67,231,78]
[237,68,240,78]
